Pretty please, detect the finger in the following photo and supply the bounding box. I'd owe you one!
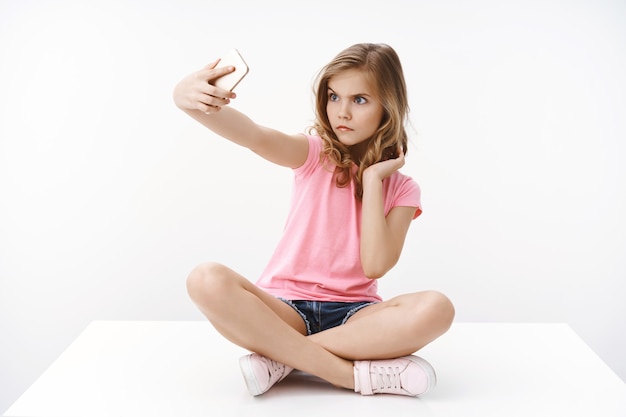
[207,82,236,100]
[217,65,236,77]
[197,66,237,98]
[196,66,233,84]
[208,64,236,82]
[197,91,230,108]
[194,92,232,115]
[196,94,226,114]
[197,63,235,82]
[198,84,235,105]
[198,81,231,99]
[393,145,405,161]
[395,151,406,169]
[203,59,220,70]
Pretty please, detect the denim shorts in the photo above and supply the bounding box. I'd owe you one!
[279,299,377,335]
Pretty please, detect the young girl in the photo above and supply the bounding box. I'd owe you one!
[173,43,454,397]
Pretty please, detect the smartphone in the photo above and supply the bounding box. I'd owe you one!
[212,49,249,91]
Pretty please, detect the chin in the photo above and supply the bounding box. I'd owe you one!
[336,135,364,147]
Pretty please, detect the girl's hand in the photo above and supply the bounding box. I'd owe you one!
[363,147,406,183]
[173,60,237,114]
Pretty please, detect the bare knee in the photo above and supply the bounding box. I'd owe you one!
[399,290,455,341]
[186,262,234,307]
[419,290,455,334]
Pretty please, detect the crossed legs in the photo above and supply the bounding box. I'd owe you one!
[186,262,455,390]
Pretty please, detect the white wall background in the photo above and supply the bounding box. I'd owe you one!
[1,0,625,412]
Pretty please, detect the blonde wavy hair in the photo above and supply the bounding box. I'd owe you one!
[309,43,410,200]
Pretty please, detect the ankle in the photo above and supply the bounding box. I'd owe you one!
[339,360,357,390]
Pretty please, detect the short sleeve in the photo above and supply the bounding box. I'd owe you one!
[293,135,322,178]
[384,174,422,219]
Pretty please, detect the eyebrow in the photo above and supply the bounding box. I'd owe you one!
[327,86,372,98]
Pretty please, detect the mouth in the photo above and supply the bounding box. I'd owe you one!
[336,125,353,132]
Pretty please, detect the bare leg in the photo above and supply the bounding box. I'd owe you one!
[186,262,355,389]
[187,262,455,390]
[308,291,455,360]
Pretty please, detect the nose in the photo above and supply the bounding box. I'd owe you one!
[338,102,351,120]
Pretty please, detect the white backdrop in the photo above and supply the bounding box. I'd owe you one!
[1,0,625,412]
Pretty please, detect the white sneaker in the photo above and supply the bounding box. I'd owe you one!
[354,355,436,396]
[239,353,293,396]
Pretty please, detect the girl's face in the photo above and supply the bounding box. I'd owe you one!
[326,69,384,149]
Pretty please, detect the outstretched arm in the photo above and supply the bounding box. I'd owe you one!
[360,150,417,279]
[173,60,308,168]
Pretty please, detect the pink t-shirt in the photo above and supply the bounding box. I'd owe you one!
[256,135,422,302]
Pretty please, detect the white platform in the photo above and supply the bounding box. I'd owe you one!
[4,321,625,417]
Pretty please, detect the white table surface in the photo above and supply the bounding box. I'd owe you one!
[4,321,626,417]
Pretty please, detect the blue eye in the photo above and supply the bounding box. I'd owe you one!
[329,93,338,102]
[354,96,367,104]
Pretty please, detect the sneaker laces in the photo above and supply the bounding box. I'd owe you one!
[370,364,402,392]
[260,356,289,384]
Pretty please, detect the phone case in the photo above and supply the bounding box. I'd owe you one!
[213,49,249,91]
